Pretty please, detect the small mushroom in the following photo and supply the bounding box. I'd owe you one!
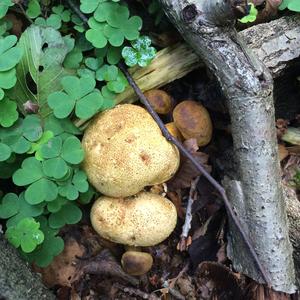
[165,122,183,141]
[173,100,213,147]
[90,192,177,247]
[82,104,180,197]
[121,250,153,276]
[144,89,172,114]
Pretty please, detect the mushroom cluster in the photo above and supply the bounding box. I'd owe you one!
[82,104,180,275]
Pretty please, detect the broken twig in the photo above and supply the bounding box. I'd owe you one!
[178,176,200,251]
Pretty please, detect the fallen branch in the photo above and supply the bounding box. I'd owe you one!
[118,63,271,286]
[160,0,296,293]
[178,176,200,251]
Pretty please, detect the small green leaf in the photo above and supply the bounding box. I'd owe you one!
[61,136,84,164]
[25,178,58,204]
[0,97,18,127]
[26,0,41,19]
[0,35,23,71]
[40,136,62,159]
[122,36,156,67]
[0,142,11,161]
[0,193,19,219]
[5,217,44,253]
[0,0,14,19]
[24,217,64,267]
[239,3,258,23]
[72,170,89,193]
[13,157,43,186]
[42,157,69,179]
[49,203,82,229]
[22,115,43,142]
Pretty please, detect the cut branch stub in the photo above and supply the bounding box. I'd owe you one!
[159,0,296,293]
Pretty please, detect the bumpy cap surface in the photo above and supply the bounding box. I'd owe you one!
[90,192,177,246]
[82,104,180,197]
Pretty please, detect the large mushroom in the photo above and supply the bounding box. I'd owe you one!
[90,192,178,276]
[82,104,180,197]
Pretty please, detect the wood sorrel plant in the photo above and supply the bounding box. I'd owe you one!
[0,0,156,267]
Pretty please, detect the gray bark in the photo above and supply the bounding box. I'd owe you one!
[160,0,296,293]
[0,234,55,300]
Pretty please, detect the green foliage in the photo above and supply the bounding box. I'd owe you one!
[0,0,154,268]
[239,3,258,23]
[279,0,300,12]
[122,36,156,67]
[0,0,13,19]
[0,35,23,99]
[26,0,41,19]
[48,75,104,119]
[5,217,44,253]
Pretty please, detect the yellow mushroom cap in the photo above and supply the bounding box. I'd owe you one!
[82,104,180,197]
[90,192,177,246]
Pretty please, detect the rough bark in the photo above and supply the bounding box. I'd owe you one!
[159,0,296,293]
[115,14,300,104]
[0,234,55,300]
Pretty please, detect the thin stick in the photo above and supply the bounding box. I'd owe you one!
[178,176,200,251]
[66,1,272,287]
[118,62,271,286]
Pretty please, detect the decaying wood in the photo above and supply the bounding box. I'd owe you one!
[159,0,296,293]
[116,15,300,104]
[0,234,55,300]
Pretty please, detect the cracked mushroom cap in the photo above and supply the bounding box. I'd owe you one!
[82,104,180,197]
[90,192,177,246]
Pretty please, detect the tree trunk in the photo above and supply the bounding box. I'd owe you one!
[159,0,296,293]
[0,234,55,300]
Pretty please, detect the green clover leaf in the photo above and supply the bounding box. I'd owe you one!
[26,0,41,19]
[80,0,120,14]
[239,3,258,23]
[0,192,44,227]
[13,157,58,204]
[61,136,84,164]
[86,17,107,48]
[44,115,81,137]
[95,64,128,93]
[280,0,300,11]
[5,217,44,253]
[0,142,11,161]
[78,186,95,204]
[0,193,19,219]
[52,5,71,22]
[0,0,14,19]
[0,117,43,154]
[0,97,18,127]
[24,216,64,267]
[122,36,156,67]
[22,114,43,142]
[46,195,67,213]
[0,35,23,71]
[35,14,62,30]
[28,130,55,160]
[48,75,103,119]
[0,69,18,100]
[49,202,82,229]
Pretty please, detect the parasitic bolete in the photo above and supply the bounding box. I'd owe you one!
[173,100,213,147]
